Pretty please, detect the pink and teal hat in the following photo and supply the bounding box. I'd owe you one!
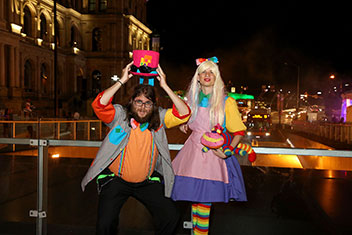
[130,50,159,77]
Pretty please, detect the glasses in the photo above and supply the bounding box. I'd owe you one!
[133,99,154,108]
[131,64,157,74]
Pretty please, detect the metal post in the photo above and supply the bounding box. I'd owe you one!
[29,139,48,235]
[296,66,300,112]
[284,62,300,113]
[74,121,77,140]
[54,0,58,117]
[99,121,102,140]
[57,122,60,140]
[182,205,194,234]
[88,121,90,141]
[12,122,15,151]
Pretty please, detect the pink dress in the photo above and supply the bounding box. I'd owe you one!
[171,106,247,203]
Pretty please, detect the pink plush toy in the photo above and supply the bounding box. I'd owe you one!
[201,124,257,162]
[200,124,234,156]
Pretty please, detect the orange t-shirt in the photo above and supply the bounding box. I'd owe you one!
[109,126,158,183]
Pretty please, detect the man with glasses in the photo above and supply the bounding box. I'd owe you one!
[81,62,190,235]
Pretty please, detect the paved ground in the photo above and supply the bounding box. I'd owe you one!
[0,128,352,234]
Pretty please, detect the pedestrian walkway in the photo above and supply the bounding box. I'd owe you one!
[1,155,351,235]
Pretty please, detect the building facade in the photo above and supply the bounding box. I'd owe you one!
[0,0,152,118]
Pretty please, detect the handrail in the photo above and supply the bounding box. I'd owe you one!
[0,138,351,158]
[0,120,101,123]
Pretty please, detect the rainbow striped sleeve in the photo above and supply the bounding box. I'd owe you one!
[225,97,247,133]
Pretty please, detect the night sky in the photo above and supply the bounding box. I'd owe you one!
[146,0,352,95]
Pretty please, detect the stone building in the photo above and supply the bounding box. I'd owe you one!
[0,0,152,118]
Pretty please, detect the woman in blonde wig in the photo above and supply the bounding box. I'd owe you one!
[171,58,247,235]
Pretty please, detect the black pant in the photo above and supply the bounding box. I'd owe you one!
[96,176,180,235]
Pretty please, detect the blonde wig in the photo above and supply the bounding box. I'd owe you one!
[186,60,226,127]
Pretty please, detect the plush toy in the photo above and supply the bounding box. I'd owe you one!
[200,124,234,157]
[234,143,256,163]
[201,124,256,162]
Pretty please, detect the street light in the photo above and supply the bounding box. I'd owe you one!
[284,62,300,112]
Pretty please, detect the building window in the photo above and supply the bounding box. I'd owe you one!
[132,37,136,49]
[89,0,96,12]
[92,28,102,51]
[23,7,32,37]
[40,14,47,40]
[24,60,33,91]
[99,0,107,11]
[70,26,81,48]
[70,26,75,46]
[41,63,49,94]
[92,70,102,96]
[55,19,60,47]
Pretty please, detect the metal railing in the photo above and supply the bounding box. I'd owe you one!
[0,120,104,151]
[1,137,352,235]
[292,121,352,144]
[0,120,103,140]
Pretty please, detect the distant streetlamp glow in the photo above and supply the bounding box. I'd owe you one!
[330,74,335,79]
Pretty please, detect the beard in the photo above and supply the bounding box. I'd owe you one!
[131,106,153,124]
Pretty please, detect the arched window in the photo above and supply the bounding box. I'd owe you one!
[92,70,102,96]
[70,26,75,46]
[70,25,81,48]
[24,60,33,91]
[92,28,102,51]
[55,19,60,47]
[40,14,47,40]
[77,68,87,99]
[41,63,49,94]
[23,6,32,37]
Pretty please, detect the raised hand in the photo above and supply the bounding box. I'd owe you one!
[156,64,167,88]
[121,61,134,84]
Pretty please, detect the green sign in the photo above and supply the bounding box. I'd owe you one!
[228,92,254,100]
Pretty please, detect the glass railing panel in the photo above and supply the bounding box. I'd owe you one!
[59,121,74,140]
[46,153,97,227]
[0,122,13,138]
[0,149,37,234]
[89,121,102,141]
[38,122,56,139]
[76,121,88,140]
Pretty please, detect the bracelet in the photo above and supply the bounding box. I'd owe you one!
[117,80,124,86]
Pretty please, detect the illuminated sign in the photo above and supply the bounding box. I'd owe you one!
[252,114,269,119]
[228,93,254,100]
